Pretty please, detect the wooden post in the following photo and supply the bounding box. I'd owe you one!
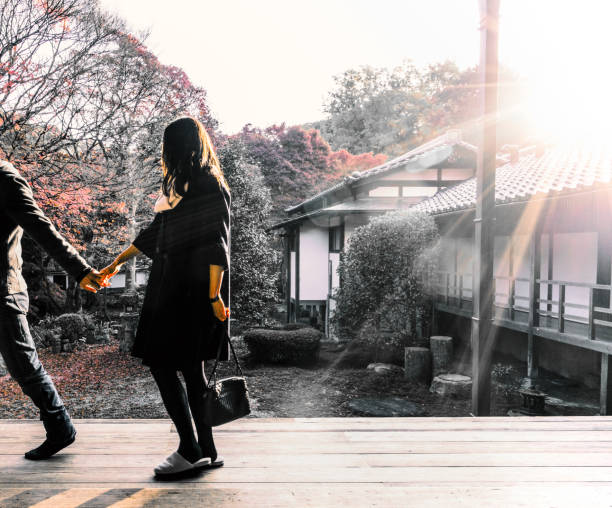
[295,226,301,323]
[527,227,541,384]
[285,230,292,323]
[547,233,554,314]
[596,228,612,338]
[445,273,450,305]
[558,284,565,333]
[471,0,499,416]
[588,287,595,340]
[601,354,612,415]
[508,237,514,321]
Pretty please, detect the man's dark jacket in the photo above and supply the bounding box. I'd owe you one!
[0,161,92,295]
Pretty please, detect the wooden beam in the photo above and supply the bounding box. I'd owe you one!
[526,226,542,384]
[295,226,301,322]
[508,238,515,321]
[471,0,499,416]
[547,233,554,314]
[285,230,291,323]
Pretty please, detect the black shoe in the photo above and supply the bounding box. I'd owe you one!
[25,412,76,460]
[25,428,76,460]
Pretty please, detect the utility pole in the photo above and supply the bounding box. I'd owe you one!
[471,0,499,415]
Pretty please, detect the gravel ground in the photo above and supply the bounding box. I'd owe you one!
[0,338,598,419]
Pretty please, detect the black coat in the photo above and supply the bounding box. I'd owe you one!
[131,173,231,368]
[0,161,91,295]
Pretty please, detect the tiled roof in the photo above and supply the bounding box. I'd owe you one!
[284,129,474,214]
[413,145,612,215]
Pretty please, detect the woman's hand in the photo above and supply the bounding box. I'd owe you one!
[211,297,230,321]
[100,261,121,282]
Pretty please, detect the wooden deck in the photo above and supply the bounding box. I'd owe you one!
[2,418,612,507]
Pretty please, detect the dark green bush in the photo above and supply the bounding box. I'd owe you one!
[32,313,96,348]
[335,337,406,369]
[218,138,279,327]
[243,327,322,365]
[269,322,311,331]
[332,210,439,343]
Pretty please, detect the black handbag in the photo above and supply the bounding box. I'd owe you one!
[203,334,251,427]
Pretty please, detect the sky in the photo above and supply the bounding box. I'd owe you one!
[99,0,612,139]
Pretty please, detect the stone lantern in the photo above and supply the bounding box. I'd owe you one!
[118,291,140,353]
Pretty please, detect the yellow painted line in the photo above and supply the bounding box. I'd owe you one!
[29,488,109,508]
[108,489,167,508]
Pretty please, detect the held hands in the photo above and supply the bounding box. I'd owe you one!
[211,297,230,322]
[79,261,121,293]
[100,261,121,281]
[79,269,110,293]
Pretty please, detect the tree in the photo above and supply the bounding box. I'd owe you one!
[320,61,531,156]
[217,137,279,325]
[234,124,386,217]
[321,63,424,156]
[332,210,439,343]
[93,33,218,292]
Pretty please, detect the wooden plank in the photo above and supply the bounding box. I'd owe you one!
[3,466,612,485]
[7,485,612,508]
[10,417,612,436]
[7,441,612,456]
[29,488,108,508]
[7,439,612,455]
[107,488,168,508]
[6,452,612,469]
[533,326,612,354]
[3,417,612,506]
[10,429,612,445]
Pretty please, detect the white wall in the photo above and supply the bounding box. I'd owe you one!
[551,232,597,319]
[299,223,330,301]
[109,273,126,289]
[493,235,511,307]
[290,251,296,299]
[106,270,148,289]
[379,168,438,181]
[444,231,598,321]
[369,186,399,197]
[329,252,341,292]
[456,237,473,299]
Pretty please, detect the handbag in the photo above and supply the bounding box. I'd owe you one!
[203,333,251,427]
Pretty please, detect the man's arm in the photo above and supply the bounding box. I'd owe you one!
[2,170,103,291]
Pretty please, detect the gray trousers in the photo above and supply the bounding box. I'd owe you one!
[0,292,68,421]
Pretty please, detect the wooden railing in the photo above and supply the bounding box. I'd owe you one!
[432,271,612,342]
[536,279,612,340]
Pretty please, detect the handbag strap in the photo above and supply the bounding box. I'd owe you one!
[207,333,243,388]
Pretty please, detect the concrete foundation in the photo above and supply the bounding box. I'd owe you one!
[436,310,601,389]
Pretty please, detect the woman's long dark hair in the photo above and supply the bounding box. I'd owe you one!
[161,117,229,197]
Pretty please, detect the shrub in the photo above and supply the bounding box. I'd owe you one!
[335,335,406,369]
[218,138,280,327]
[332,210,439,345]
[32,313,97,349]
[243,327,322,366]
[269,322,311,331]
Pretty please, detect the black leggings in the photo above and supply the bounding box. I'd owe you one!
[151,362,217,461]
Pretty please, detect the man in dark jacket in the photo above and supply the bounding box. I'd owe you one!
[0,160,106,460]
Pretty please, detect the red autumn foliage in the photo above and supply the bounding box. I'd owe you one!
[0,344,149,418]
[233,124,386,216]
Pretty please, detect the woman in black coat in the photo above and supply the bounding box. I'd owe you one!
[102,117,230,477]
